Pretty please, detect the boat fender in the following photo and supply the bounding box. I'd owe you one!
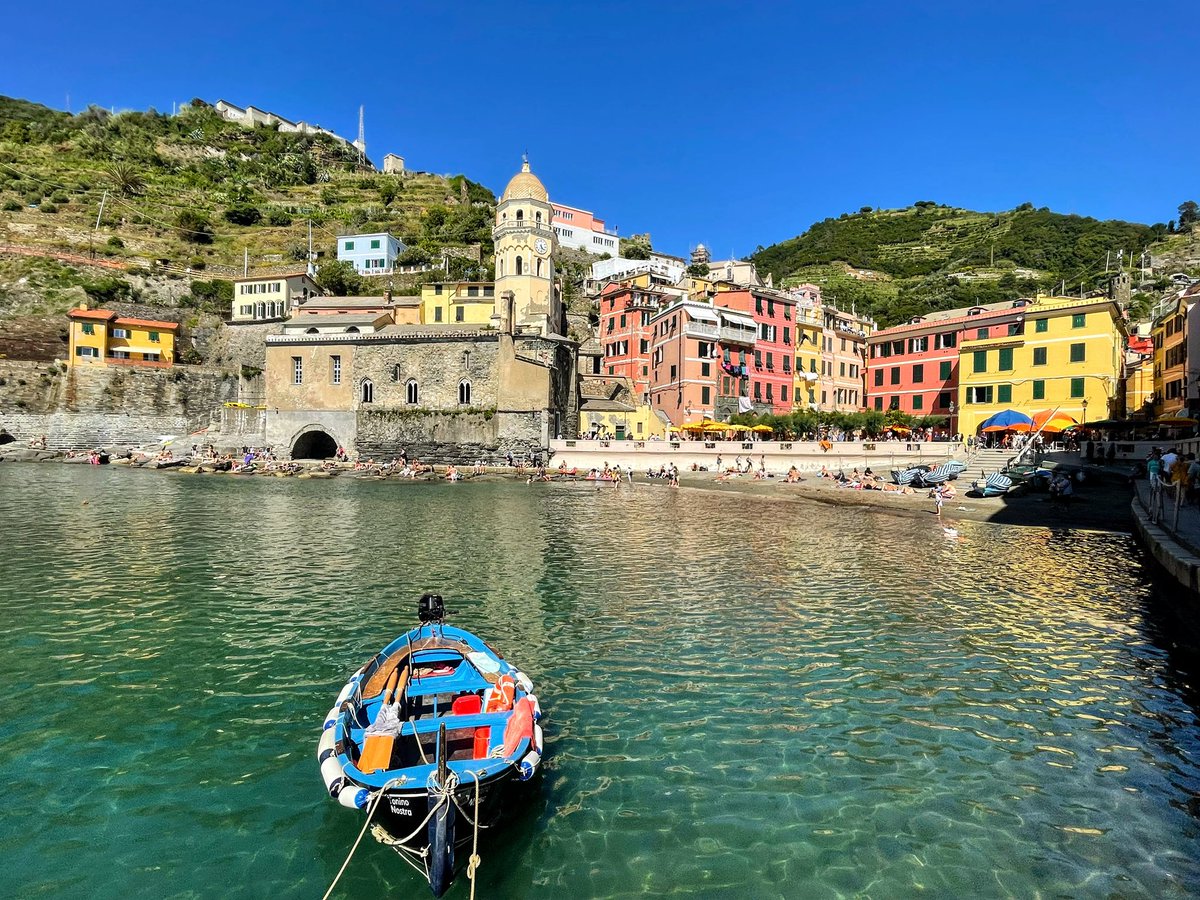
[334,680,356,706]
[337,786,370,810]
[515,671,534,694]
[317,727,336,760]
[323,706,341,731]
[534,723,544,756]
[526,694,542,723]
[321,755,347,796]
[518,749,541,781]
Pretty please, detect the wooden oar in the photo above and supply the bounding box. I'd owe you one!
[358,667,404,773]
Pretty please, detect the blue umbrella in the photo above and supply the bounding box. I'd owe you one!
[978,409,1033,432]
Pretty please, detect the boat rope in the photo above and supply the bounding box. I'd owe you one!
[411,717,430,766]
[321,776,405,900]
[465,767,483,900]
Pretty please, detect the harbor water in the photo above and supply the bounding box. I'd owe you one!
[1,464,1198,898]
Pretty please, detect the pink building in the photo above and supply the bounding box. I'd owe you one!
[719,288,797,413]
[598,282,666,401]
[551,203,619,255]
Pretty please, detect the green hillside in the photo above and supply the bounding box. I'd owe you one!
[751,203,1166,327]
[0,96,495,291]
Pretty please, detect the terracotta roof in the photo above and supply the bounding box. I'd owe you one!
[68,309,118,321]
[581,398,636,412]
[232,271,315,282]
[117,316,180,330]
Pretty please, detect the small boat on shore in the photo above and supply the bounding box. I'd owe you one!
[318,594,544,897]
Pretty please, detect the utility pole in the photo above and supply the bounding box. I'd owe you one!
[1105,251,1111,273]
[90,189,107,259]
[990,243,994,267]
[244,247,248,276]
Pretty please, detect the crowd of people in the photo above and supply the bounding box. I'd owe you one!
[1146,447,1200,506]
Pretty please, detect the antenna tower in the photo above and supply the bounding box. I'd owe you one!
[354,105,366,156]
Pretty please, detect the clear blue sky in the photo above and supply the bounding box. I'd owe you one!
[3,0,1197,258]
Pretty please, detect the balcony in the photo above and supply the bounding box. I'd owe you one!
[684,321,719,339]
[720,326,756,346]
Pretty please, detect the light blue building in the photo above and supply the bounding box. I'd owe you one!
[336,232,405,275]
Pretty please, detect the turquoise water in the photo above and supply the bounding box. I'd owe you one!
[1,465,1199,898]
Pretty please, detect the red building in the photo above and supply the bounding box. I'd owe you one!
[865,300,1028,431]
[718,288,797,413]
[598,282,666,401]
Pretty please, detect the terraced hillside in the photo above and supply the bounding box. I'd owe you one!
[751,203,1165,327]
[0,96,494,289]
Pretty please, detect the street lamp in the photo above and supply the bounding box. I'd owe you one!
[948,401,957,440]
[1081,398,1088,428]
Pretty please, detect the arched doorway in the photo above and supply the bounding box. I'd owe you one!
[291,428,338,459]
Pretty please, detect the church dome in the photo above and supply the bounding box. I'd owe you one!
[501,159,548,203]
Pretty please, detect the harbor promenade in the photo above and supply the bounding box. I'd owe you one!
[549,437,963,473]
[1131,477,1200,599]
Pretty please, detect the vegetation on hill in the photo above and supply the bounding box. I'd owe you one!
[0,96,496,292]
[751,203,1171,327]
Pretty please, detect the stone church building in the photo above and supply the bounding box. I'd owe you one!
[263,160,579,460]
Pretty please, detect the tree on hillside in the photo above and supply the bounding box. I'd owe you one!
[315,260,362,297]
[1179,200,1199,233]
[176,210,213,244]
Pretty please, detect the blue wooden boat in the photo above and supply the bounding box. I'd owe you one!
[317,594,544,897]
[972,472,1014,497]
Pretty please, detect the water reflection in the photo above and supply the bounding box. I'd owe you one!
[2,466,1200,898]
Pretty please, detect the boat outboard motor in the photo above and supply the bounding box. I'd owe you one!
[419,592,445,625]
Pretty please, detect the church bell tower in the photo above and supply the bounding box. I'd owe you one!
[493,157,559,335]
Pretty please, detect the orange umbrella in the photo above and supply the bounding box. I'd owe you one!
[1031,409,1078,433]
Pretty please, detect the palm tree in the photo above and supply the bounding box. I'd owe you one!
[107,162,145,197]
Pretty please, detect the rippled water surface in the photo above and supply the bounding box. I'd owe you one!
[2,465,1200,898]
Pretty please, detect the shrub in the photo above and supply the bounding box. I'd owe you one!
[224,204,262,226]
[40,203,58,214]
[177,209,213,243]
[266,208,292,227]
[50,192,69,204]
[105,236,125,249]
[189,256,206,270]
[2,199,19,211]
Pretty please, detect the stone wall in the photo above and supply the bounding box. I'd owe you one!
[0,358,239,448]
[355,408,499,462]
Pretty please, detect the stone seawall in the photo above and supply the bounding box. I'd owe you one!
[352,408,546,464]
[0,359,239,449]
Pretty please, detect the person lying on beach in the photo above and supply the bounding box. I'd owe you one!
[880,482,916,494]
[818,466,832,479]
[783,466,804,483]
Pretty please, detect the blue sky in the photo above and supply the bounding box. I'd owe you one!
[3,1,1197,258]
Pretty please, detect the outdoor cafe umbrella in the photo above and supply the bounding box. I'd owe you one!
[1154,414,1199,426]
[726,424,751,433]
[978,409,1033,432]
[750,424,774,433]
[1030,409,1078,433]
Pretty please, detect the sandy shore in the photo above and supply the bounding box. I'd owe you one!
[0,447,1133,533]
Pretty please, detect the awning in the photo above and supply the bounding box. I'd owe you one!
[719,310,756,328]
[688,306,719,323]
[116,347,163,355]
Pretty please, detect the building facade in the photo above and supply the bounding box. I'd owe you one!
[231,272,322,322]
[420,282,497,326]
[956,296,1126,435]
[337,232,406,275]
[551,203,619,255]
[597,282,666,401]
[67,305,178,367]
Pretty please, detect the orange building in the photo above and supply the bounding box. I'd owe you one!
[67,306,179,367]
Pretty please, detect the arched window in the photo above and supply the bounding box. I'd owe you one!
[345,326,360,333]
[390,364,401,383]
[515,256,523,276]
[306,327,319,334]
[256,302,266,319]
[535,211,542,224]
[406,378,418,405]
[536,258,543,277]
[515,209,523,222]
[458,379,471,405]
[361,379,374,403]
[498,257,505,277]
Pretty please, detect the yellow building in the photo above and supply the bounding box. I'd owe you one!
[578,376,667,440]
[419,281,497,326]
[956,295,1126,435]
[793,303,823,408]
[67,304,179,366]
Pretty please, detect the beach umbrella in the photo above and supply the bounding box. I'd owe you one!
[1031,410,1078,433]
[978,409,1033,432]
[751,424,774,433]
[726,424,751,432]
[1154,414,1199,426]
